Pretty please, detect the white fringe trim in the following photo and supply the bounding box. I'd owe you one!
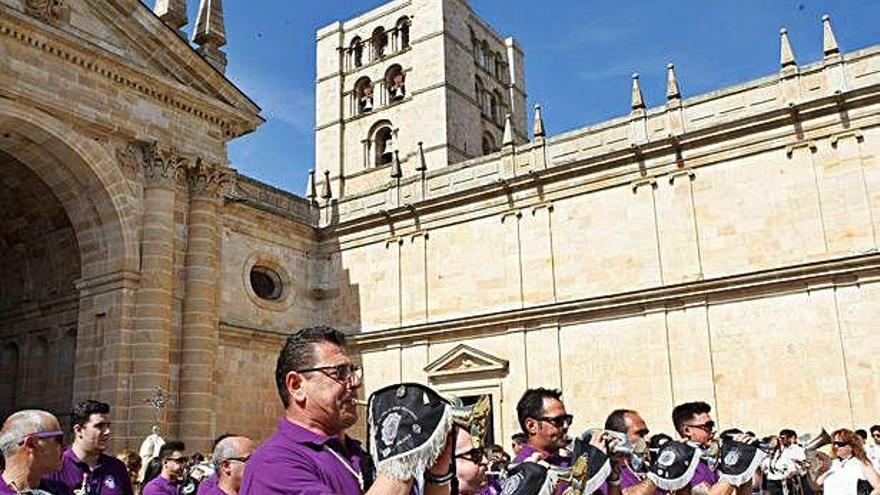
[582,459,612,495]
[371,404,453,482]
[719,449,767,487]
[647,448,701,492]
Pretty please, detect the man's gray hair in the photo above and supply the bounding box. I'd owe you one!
[212,436,245,472]
[0,410,53,458]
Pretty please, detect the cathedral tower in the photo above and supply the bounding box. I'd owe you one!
[314,0,527,197]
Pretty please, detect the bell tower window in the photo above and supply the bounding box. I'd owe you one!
[385,65,406,102]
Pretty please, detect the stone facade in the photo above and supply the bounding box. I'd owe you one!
[1,0,880,454]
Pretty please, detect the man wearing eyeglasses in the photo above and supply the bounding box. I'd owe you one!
[199,436,254,495]
[0,409,70,495]
[671,401,730,495]
[46,400,132,495]
[453,429,486,495]
[512,388,575,494]
[142,442,187,495]
[240,326,454,495]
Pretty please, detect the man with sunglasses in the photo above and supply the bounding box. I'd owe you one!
[512,388,580,495]
[200,436,254,495]
[46,400,132,495]
[0,409,70,495]
[142,442,187,495]
[453,429,487,495]
[240,326,454,495]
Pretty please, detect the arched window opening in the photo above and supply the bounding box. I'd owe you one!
[475,76,485,115]
[396,17,411,49]
[489,93,499,123]
[355,77,374,114]
[350,37,363,68]
[482,132,496,155]
[372,27,388,60]
[372,125,395,167]
[385,65,406,102]
[480,41,490,69]
[493,90,504,124]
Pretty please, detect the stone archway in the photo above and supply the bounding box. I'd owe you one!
[0,100,139,440]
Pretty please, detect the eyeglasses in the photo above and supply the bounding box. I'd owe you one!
[634,428,650,438]
[532,414,574,429]
[872,433,880,438]
[165,456,189,464]
[833,441,849,448]
[454,448,485,465]
[225,455,251,463]
[17,430,64,446]
[685,421,715,433]
[296,363,363,383]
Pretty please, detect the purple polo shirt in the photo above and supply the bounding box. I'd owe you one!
[1,475,72,495]
[142,476,181,495]
[512,444,570,495]
[198,480,229,495]
[239,418,365,495]
[689,459,718,489]
[45,449,133,495]
[195,474,218,495]
[597,465,665,495]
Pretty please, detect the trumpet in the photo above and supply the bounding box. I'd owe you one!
[449,395,491,449]
[350,398,369,406]
[584,428,649,470]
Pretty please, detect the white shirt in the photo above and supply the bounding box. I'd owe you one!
[763,445,806,481]
[823,457,866,495]
[868,443,880,474]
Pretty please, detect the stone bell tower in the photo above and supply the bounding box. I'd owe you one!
[313,0,528,198]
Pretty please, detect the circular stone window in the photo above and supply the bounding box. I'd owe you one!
[249,265,283,301]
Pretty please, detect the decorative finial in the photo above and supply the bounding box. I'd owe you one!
[390,151,402,178]
[631,73,646,110]
[822,14,839,57]
[193,0,228,72]
[502,113,514,147]
[307,169,317,202]
[532,104,545,138]
[666,63,681,101]
[153,0,188,35]
[780,28,797,68]
[416,142,427,172]
[321,170,332,200]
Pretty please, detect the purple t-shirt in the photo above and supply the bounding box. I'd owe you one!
[198,480,229,495]
[512,444,570,495]
[142,476,181,495]
[239,418,365,495]
[195,474,218,495]
[45,449,133,495]
[1,475,72,495]
[690,459,719,489]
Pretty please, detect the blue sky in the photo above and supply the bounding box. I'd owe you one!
[182,1,880,195]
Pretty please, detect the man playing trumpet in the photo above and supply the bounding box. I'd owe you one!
[240,326,454,495]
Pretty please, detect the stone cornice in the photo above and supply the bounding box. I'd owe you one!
[0,6,262,139]
[319,83,880,245]
[352,252,880,350]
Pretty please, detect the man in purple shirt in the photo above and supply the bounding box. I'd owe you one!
[511,388,574,495]
[239,326,454,495]
[46,400,132,495]
[142,442,187,495]
[196,434,237,495]
[0,409,71,495]
[200,436,254,495]
[596,409,657,495]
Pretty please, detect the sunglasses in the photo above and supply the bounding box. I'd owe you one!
[634,428,650,438]
[165,456,189,464]
[532,414,574,429]
[685,421,715,433]
[833,441,849,448]
[17,430,64,446]
[226,455,251,463]
[296,364,363,383]
[454,448,485,465]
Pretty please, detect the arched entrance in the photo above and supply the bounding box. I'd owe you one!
[0,100,139,441]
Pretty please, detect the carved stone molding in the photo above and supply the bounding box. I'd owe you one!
[23,0,68,24]
[187,159,234,199]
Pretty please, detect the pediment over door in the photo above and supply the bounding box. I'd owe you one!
[424,345,508,382]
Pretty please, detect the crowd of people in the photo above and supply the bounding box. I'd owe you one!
[2,326,879,495]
